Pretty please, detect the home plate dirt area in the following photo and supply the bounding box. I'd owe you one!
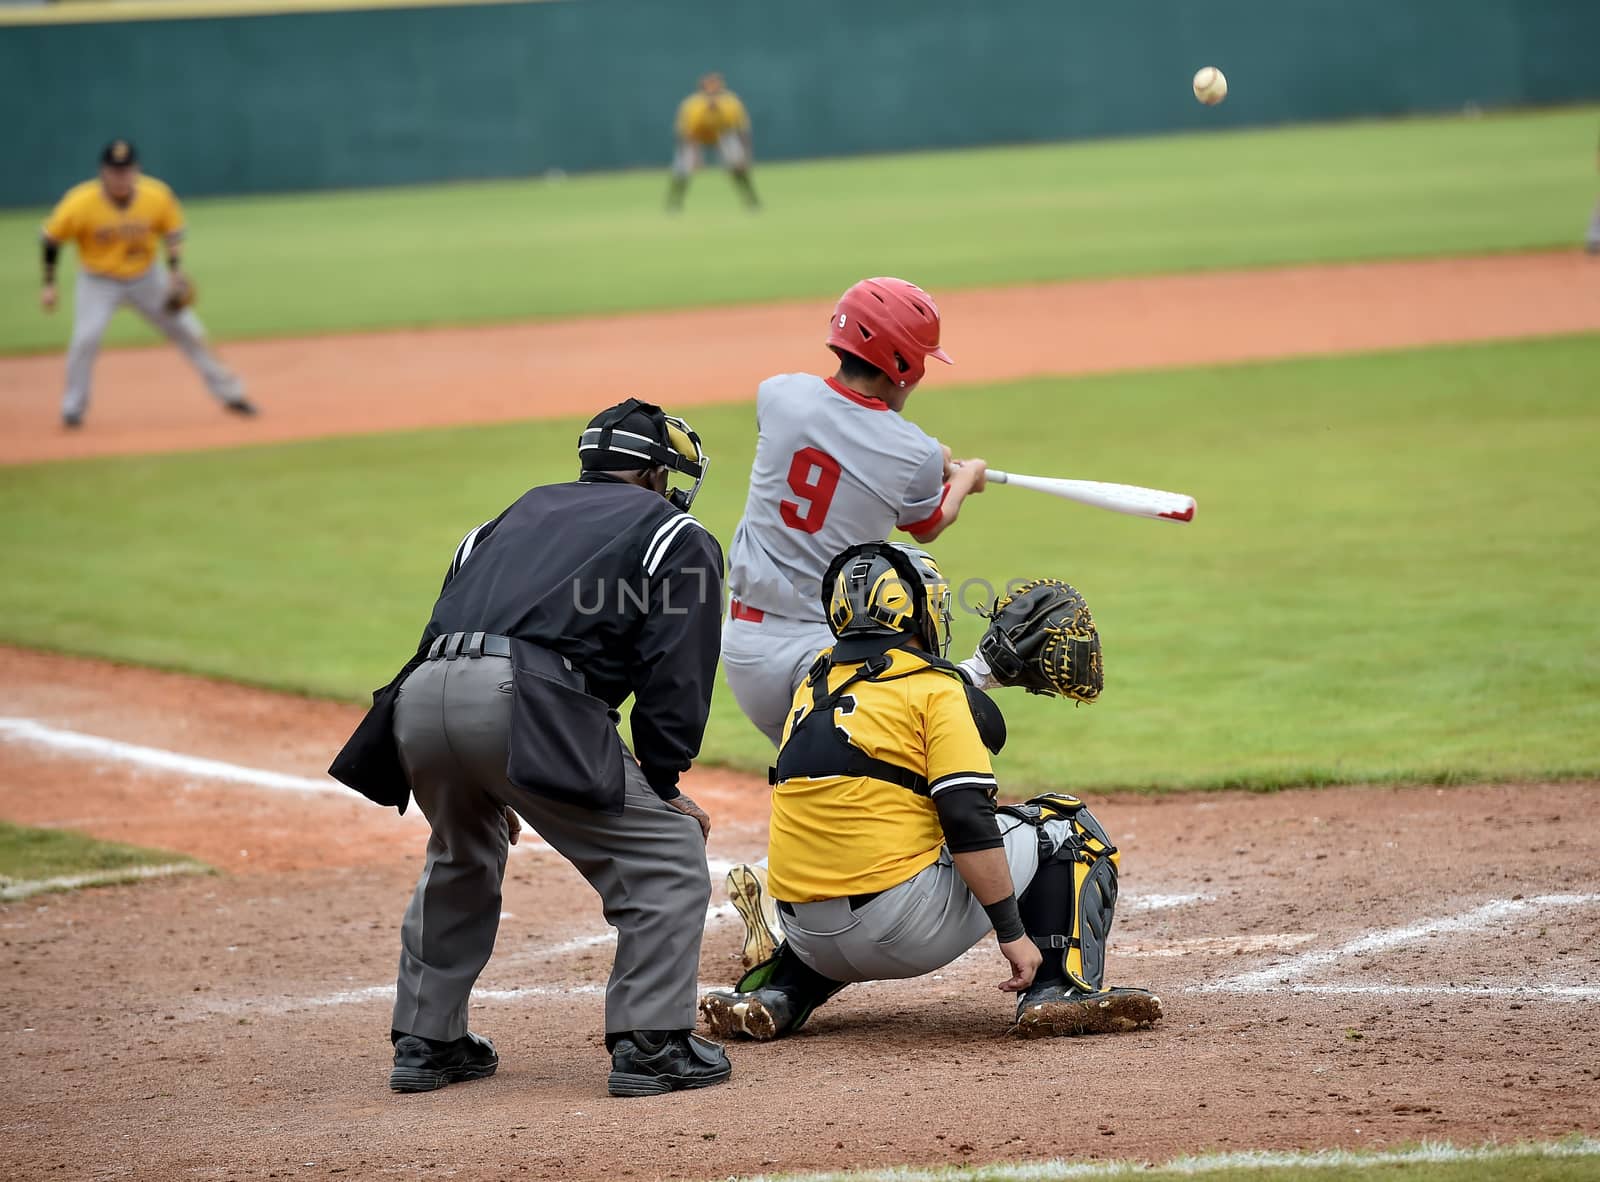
[2,644,1598,1180]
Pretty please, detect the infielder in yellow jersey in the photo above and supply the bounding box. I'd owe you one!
[666,73,759,211]
[40,140,253,429]
[700,542,1163,1040]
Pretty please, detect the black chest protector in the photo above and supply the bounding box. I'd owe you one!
[768,646,1007,793]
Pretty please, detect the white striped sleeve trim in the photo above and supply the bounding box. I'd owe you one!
[643,513,704,577]
[928,773,999,797]
[451,519,493,574]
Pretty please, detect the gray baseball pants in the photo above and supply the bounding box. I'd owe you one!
[1588,197,1600,251]
[390,653,712,1041]
[721,613,834,747]
[63,267,244,420]
[779,813,1069,982]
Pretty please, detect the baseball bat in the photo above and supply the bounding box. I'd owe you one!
[985,469,1196,523]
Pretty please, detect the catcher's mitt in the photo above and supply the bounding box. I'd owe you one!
[163,272,197,314]
[977,579,1103,701]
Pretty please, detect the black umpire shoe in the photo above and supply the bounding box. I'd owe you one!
[606,1030,731,1097]
[388,1029,498,1092]
[223,397,259,417]
[1010,983,1163,1039]
[62,412,83,430]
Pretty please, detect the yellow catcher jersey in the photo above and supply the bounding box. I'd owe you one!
[42,176,184,281]
[766,648,997,903]
[676,91,750,144]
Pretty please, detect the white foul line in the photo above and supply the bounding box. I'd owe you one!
[0,715,557,851]
[0,861,207,901]
[0,716,353,797]
[1199,892,1600,999]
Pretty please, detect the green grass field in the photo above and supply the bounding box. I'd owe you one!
[760,1139,1600,1182]
[3,106,1596,355]
[0,820,206,900]
[3,334,1596,792]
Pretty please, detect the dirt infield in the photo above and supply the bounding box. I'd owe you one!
[3,645,1598,1180]
[3,250,1599,466]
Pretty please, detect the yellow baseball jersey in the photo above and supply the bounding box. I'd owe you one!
[676,91,750,144]
[42,177,184,281]
[766,648,998,903]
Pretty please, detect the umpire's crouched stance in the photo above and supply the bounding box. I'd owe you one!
[331,399,731,1098]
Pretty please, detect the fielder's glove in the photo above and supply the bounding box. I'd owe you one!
[163,272,197,315]
[976,579,1103,701]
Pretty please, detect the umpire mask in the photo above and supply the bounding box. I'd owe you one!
[578,399,709,512]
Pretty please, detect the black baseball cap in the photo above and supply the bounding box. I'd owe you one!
[100,139,139,167]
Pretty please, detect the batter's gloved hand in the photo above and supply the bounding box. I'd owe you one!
[977,579,1103,701]
[163,272,196,314]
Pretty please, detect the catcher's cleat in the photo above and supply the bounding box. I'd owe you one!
[1009,984,1163,1039]
[699,987,797,1041]
[726,863,780,970]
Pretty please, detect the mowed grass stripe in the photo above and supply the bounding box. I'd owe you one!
[0,335,1596,791]
[0,820,207,900]
[2,106,1596,354]
[749,1138,1600,1182]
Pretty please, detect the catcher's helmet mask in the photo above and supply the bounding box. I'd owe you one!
[821,541,952,658]
[578,398,709,512]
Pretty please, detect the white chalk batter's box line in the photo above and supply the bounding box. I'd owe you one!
[1192,892,1600,1001]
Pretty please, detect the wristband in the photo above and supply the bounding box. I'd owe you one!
[983,893,1026,943]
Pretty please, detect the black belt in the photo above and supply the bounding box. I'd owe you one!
[777,889,883,917]
[425,631,512,661]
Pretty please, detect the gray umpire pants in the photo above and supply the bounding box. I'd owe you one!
[779,813,1069,983]
[63,267,244,420]
[390,653,712,1041]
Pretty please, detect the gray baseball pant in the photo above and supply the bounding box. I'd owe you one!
[63,267,244,420]
[390,653,712,1041]
[779,813,1069,982]
[1588,197,1600,250]
[721,613,834,747]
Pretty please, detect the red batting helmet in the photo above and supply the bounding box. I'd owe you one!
[825,277,953,390]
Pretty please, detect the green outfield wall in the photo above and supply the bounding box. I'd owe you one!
[5,0,1598,206]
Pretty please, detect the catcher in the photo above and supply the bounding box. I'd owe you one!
[700,542,1161,1040]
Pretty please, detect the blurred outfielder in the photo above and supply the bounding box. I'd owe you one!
[667,73,759,211]
[1587,125,1600,256]
[39,139,253,429]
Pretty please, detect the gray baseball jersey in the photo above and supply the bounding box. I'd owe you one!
[727,372,946,623]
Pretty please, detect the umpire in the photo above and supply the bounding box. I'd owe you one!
[331,398,732,1099]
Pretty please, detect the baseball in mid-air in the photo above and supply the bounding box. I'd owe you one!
[1193,66,1228,106]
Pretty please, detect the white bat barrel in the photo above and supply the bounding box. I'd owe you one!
[987,470,1196,523]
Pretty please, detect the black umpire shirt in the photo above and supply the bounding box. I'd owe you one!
[330,473,725,810]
